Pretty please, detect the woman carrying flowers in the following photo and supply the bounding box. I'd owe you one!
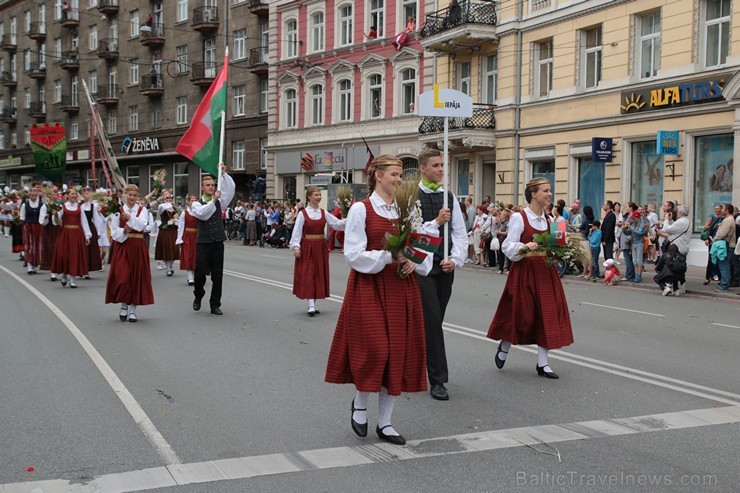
[176,195,199,286]
[289,186,346,316]
[325,155,436,446]
[51,188,92,288]
[81,187,103,274]
[154,191,180,277]
[487,177,574,379]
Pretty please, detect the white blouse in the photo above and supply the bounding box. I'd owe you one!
[58,202,92,239]
[289,206,346,250]
[502,207,548,262]
[343,191,437,276]
[109,203,150,243]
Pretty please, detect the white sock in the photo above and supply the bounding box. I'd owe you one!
[70,275,76,283]
[120,303,128,313]
[166,261,174,271]
[353,391,369,425]
[308,299,316,311]
[537,346,550,369]
[498,340,512,361]
[187,270,194,282]
[129,304,137,315]
[27,265,34,272]
[377,387,399,436]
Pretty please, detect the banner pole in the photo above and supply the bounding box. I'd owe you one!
[217,109,225,191]
[443,116,449,261]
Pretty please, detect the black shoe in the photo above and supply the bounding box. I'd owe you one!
[308,309,316,317]
[430,384,449,401]
[536,365,559,379]
[166,271,173,277]
[495,342,508,369]
[376,425,406,446]
[60,276,67,287]
[193,298,201,311]
[50,275,57,282]
[187,280,194,286]
[351,399,367,437]
[128,313,138,323]
[119,309,128,322]
[210,307,223,315]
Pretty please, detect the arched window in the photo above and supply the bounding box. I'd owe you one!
[400,68,416,115]
[283,88,297,128]
[402,157,418,172]
[309,84,324,125]
[368,73,382,119]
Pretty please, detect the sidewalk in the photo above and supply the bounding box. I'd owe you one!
[467,259,740,300]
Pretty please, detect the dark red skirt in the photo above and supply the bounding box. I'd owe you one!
[40,225,59,271]
[51,226,89,277]
[87,229,102,271]
[155,228,179,261]
[23,223,44,267]
[487,256,574,350]
[106,237,154,305]
[179,231,197,271]
[292,238,330,299]
[325,264,427,396]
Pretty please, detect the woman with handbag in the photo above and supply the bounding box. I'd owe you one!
[702,204,723,285]
[472,205,488,265]
[487,207,500,268]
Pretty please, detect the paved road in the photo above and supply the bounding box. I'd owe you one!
[1,238,739,492]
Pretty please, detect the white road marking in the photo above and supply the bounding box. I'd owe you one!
[4,405,739,492]
[711,322,740,329]
[258,254,285,259]
[580,301,665,317]
[0,265,181,466]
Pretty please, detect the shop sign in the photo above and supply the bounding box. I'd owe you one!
[620,73,731,114]
[0,156,22,169]
[419,85,474,118]
[121,136,161,154]
[591,137,613,163]
[657,131,679,155]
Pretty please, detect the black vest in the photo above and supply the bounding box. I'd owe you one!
[24,201,41,224]
[418,189,455,261]
[196,199,226,243]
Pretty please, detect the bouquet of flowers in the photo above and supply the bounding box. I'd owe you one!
[151,168,167,198]
[11,208,21,225]
[91,192,121,218]
[517,222,591,270]
[336,186,353,219]
[161,205,180,229]
[41,185,65,214]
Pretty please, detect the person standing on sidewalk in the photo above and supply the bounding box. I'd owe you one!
[600,200,616,262]
[656,204,691,295]
[711,204,737,292]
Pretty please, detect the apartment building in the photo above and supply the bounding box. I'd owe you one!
[0,0,268,202]
[420,0,739,238]
[267,0,428,201]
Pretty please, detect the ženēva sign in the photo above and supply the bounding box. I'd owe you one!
[121,136,161,154]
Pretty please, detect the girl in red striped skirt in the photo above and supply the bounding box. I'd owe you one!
[176,195,198,286]
[51,189,91,288]
[325,155,435,446]
[487,177,574,379]
[290,186,345,316]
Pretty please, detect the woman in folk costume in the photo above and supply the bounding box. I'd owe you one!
[51,188,91,288]
[40,203,61,281]
[80,187,103,275]
[154,191,180,277]
[290,186,346,316]
[1,194,15,238]
[8,196,24,257]
[106,184,154,323]
[487,177,574,379]
[94,194,111,267]
[176,194,199,286]
[325,155,435,446]
[20,185,47,274]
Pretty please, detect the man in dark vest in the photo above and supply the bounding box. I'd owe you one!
[191,164,235,315]
[416,149,468,401]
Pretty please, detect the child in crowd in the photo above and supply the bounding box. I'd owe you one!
[588,220,602,281]
[603,258,621,286]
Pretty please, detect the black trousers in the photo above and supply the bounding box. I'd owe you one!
[194,241,224,308]
[602,242,614,261]
[417,262,454,386]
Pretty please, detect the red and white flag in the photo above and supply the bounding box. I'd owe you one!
[392,31,408,51]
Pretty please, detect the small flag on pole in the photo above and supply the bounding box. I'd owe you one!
[550,221,568,246]
[362,136,375,172]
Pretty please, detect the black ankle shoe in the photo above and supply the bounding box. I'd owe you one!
[536,365,559,379]
[351,399,367,437]
[193,298,201,311]
[495,342,508,369]
[376,425,406,445]
[119,309,128,322]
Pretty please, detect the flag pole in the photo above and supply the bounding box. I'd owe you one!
[217,109,225,191]
[443,116,449,261]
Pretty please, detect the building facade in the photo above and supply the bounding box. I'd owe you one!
[0,0,268,202]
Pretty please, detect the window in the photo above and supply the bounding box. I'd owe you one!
[338,79,352,122]
[311,12,325,53]
[176,45,188,74]
[233,84,245,116]
[457,61,471,95]
[631,141,664,209]
[25,130,31,146]
[174,162,188,201]
[260,137,267,169]
[532,161,555,198]
[129,105,138,131]
[260,78,268,113]
[369,0,384,37]
[582,27,602,88]
[234,29,246,59]
[176,96,187,124]
[368,74,382,118]
[23,49,31,72]
[89,70,97,93]
[127,166,140,186]
[71,118,79,140]
[0,134,4,150]
[261,22,269,61]
[177,0,188,22]
[106,108,117,134]
[53,1,61,21]
[109,19,118,44]
[284,88,297,128]
[456,158,470,196]
[125,60,137,86]
[400,68,416,115]
[401,0,416,30]
[637,11,661,79]
[24,11,31,33]
[39,43,46,66]
[54,38,62,58]
[152,101,162,129]
[338,4,353,46]
[704,0,731,67]
[482,54,497,103]
[285,19,298,58]
[232,141,245,170]
[53,80,61,102]
[130,10,140,37]
[309,84,324,125]
[89,0,98,8]
[89,25,98,51]
[535,40,553,97]
[694,133,733,232]
[24,88,31,109]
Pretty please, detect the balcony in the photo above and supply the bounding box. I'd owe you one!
[27,22,47,41]
[97,0,120,16]
[0,107,18,124]
[59,93,80,113]
[1,71,17,87]
[140,74,164,96]
[28,101,47,119]
[191,62,217,87]
[95,84,119,105]
[247,47,268,75]
[419,0,498,53]
[97,38,119,60]
[26,62,47,80]
[418,103,496,149]
[249,0,269,16]
[59,51,80,71]
[192,7,219,33]
[1,34,17,52]
[60,8,80,29]
[140,23,165,47]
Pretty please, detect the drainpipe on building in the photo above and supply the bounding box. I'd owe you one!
[513,0,523,203]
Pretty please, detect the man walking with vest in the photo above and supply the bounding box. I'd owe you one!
[416,149,468,401]
[191,164,235,315]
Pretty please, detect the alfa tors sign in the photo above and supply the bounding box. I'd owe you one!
[121,136,161,154]
[620,73,731,114]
